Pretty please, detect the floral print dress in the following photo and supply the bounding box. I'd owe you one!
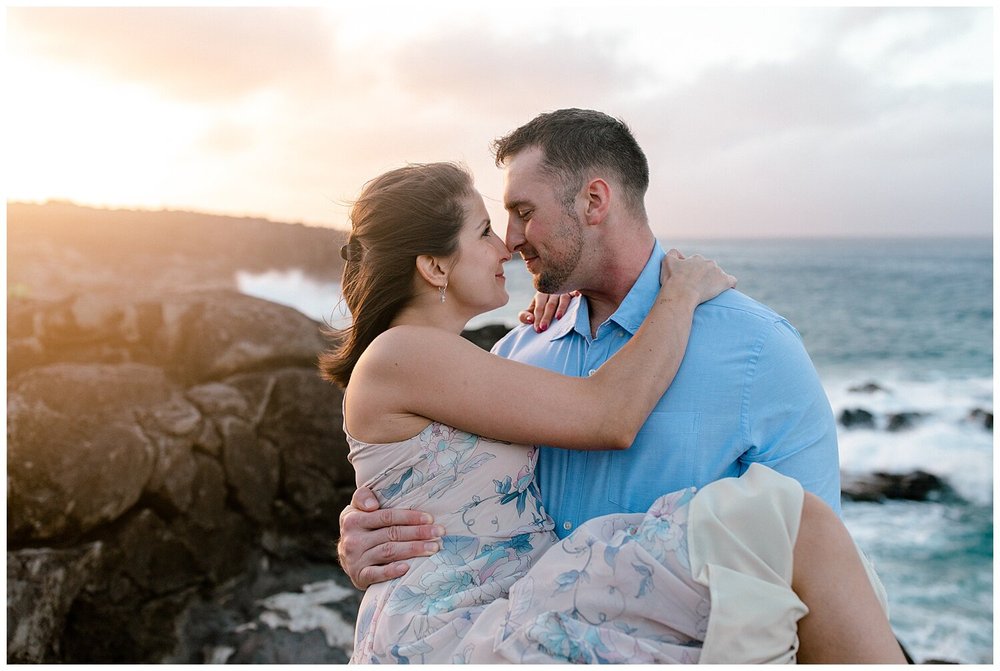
[346,422,838,664]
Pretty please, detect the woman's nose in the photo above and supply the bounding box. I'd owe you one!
[497,237,513,262]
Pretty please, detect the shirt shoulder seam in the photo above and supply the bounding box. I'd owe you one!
[697,299,786,326]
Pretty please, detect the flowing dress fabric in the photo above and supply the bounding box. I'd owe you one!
[346,423,885,664]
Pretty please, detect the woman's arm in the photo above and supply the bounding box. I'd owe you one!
[350,251,735,450]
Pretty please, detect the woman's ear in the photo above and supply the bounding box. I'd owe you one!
[583,178,611,226]
[415,254,449,288]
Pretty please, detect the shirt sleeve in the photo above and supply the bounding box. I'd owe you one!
[742,319,842,515]
[490,324,528,358]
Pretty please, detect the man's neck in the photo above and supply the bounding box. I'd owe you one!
[579,234,656,336]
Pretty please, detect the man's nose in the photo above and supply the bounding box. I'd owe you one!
[505,217,525,250]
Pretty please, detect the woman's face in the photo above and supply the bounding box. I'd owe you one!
[446,191,512,315]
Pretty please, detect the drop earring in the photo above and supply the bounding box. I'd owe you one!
[439,282,447,303]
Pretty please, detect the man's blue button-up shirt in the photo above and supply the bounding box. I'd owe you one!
[492,243,841,538]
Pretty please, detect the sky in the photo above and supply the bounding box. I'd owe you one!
[4,3,994,239]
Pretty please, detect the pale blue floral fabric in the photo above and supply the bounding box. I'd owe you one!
[346,422,714,664]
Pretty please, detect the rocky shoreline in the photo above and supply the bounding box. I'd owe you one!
[7,290,358,662]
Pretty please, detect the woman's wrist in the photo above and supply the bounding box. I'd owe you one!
[657,282,701,312]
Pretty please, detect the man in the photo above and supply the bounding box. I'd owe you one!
[337,108,841,590]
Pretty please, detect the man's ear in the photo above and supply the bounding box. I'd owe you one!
[583,178,612,226]
[415,254,449,288]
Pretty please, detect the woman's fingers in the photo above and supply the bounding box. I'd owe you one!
[519,292,579,330]
[535,294,559,331]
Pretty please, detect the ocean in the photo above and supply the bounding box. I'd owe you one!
[237,236,993,663]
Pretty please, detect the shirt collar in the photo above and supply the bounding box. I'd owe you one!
[547,242,665,341]
[545,294,584,341]
[609,242,665,335]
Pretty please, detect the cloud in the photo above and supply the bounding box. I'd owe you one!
[386,28,646,116]
[618,11,993,238]
[9,7,339,101]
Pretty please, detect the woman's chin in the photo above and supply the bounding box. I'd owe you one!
[475,293,509,317]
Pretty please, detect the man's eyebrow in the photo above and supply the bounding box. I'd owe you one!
[504,198,526,211]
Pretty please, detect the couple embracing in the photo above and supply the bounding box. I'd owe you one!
[322,109,905,664]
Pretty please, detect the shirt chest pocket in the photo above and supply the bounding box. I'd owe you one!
[607,411,701,514]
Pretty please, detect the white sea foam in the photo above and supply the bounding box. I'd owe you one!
[235,269,350,326]
[257,580,357,651]
[826,374,993,504]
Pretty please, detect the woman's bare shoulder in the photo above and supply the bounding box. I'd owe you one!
[368,324,461,352]
[357,325,477,376]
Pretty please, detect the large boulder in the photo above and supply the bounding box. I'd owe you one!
[838,407,876,429]
[153,291,329,384]
[848,381,889,394]
[461,323,511,350]
[7,363,169,542]
[841,470,954,503]
[885,411,926,432]
[257,369,355,527]
[968,408,993,430]
[8,290,328,384]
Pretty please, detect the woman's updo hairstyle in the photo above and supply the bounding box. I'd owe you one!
[320,162,475,388]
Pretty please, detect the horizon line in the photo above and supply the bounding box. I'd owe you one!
[7,198,993,241]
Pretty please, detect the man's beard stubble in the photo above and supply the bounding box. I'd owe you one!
[532,216,585,294]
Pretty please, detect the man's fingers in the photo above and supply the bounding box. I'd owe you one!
[340,507,409,534]
[356,561,410,590]
[338,520,444,589]
[352,507,433,531]
[381,522,445,544]
[370,537,442,564]
[347,536,442,589]
[338,519,442,563]
[350,486,379,511]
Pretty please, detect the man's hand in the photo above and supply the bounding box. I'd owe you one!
[518,291,579,332]
[337,486,445,590]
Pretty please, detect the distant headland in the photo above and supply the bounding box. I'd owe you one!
[7,201,349,301]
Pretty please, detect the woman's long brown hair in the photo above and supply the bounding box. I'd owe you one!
[319,163,474,388]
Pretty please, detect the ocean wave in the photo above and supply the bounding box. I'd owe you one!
[827,375,993,505]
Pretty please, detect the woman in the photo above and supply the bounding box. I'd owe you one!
[320,163,904,664]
